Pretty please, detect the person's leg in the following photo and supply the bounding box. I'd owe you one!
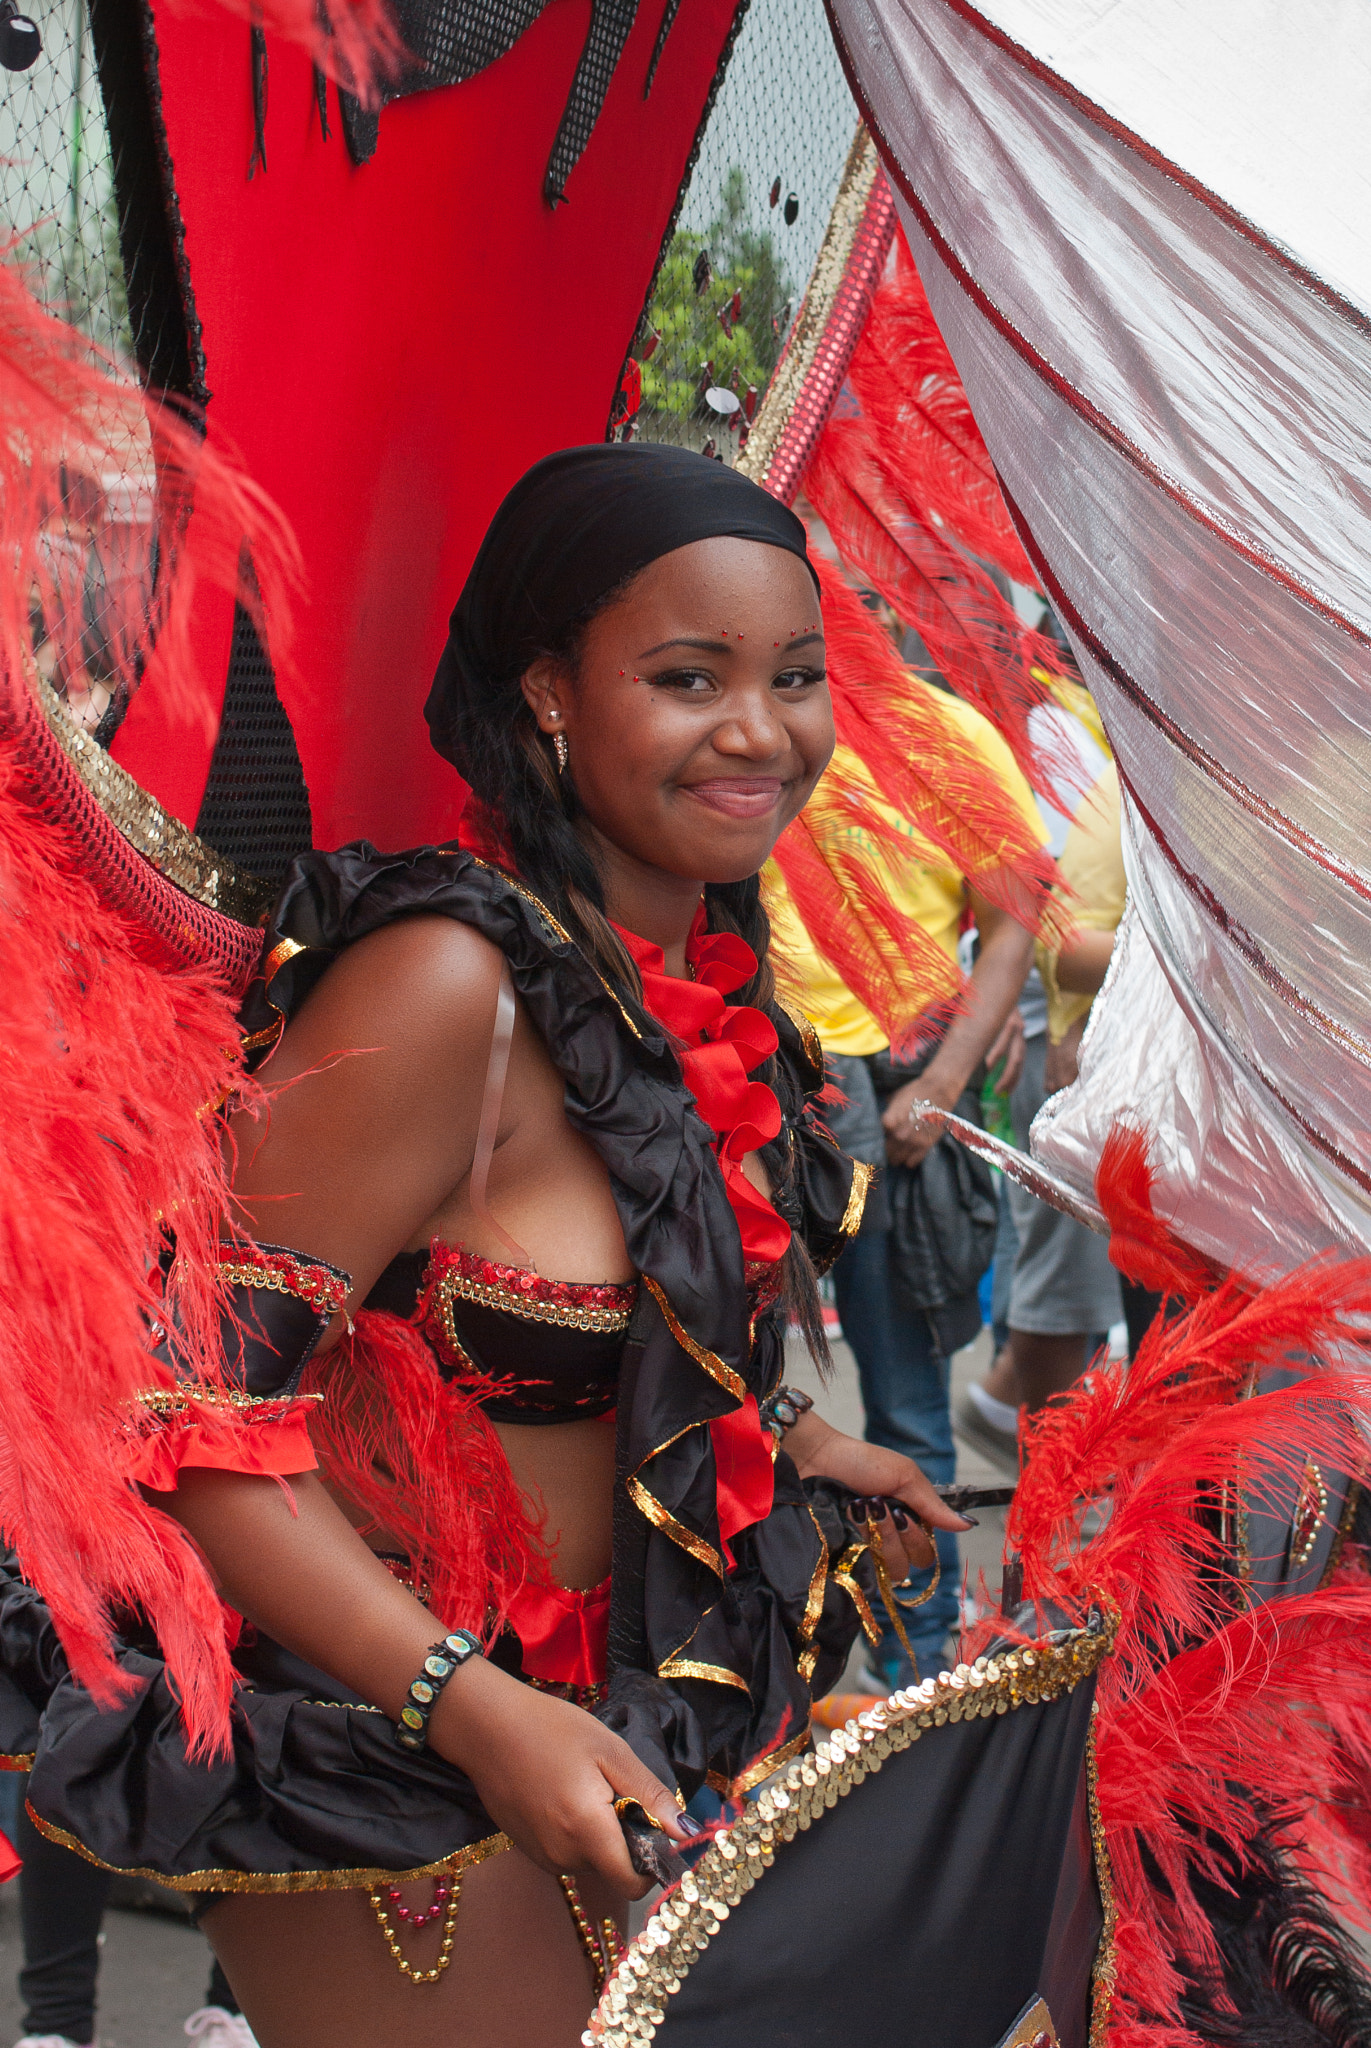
[202,1847,624,2048]
[16,1799,111,2045]
[832,1233,959,1681]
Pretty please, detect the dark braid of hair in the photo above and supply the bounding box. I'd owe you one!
[455,587,830,1365]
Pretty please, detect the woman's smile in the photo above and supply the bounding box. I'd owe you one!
[678,775,787,819]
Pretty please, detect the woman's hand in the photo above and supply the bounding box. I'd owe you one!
[783,1411,972,1581]
[431,1658,693,1898]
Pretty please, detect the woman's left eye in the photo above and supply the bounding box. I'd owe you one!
[773,666,827,692]
[652,668,716,693]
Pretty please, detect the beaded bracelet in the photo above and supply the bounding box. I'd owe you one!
[759,1382,815,1442]
[395,1631,483,1753]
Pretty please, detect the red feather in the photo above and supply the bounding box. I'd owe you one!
[301,1310,550,1640]
[847,232,1037,586]
[0,258,305,1753]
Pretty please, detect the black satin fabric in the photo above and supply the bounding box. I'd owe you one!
[0,848,871,1890]
[238,844,868,1801]
[0,1551,504,1885]
[657,1662,1102,2048]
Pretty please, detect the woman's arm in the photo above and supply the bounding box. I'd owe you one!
[159,916,687,1890]
[881,895,1034,1169]
[163,1468,683,1893]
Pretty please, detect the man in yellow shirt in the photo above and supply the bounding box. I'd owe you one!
[769,684,1044,1684]
[958,739,1127,1470]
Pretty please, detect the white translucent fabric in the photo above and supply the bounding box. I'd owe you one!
[829,0,1371,1276]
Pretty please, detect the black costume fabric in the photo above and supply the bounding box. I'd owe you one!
[2,850,872,1889]
[658,1659,1101,2048]
[241,848,867,1797]
[425,441,818,784]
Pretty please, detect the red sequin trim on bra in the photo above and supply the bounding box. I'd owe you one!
[418,1242,636,1392]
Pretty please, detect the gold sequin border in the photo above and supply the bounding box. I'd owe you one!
[30,666,275,925]
[1086,1707,1118,2048]
[586,1621,1113,2046]
[736,125,884,492]
[26,1806,511,1895]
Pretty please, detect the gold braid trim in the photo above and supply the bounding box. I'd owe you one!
[642,1277,746,1404]
[1086,1706,1119,2048]
[627,1476,725,1580]
[839,1160,875,1243]
[831,1541,881,1645]
[706,1726,812,1802]
[658,1658,750,1694]
[587,1619,1114,2046]
[0,1752,35,1773]
[27,1806,511,1895]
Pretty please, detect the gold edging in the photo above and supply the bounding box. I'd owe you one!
[642,1277,746,1404]
[627,1475,725,1580]
[831,1540,880,1645]
[27,1806,511,1895]
[0,1752,35,1773]
[1003,1998,1062,2048]
[736,125,882,490]
[587,1619,1114,2045]
[431,1263,634,1341]
[706,1725,813,1802]
[839,1161,875,1244]
[658,1658,750,1694]
[798,1506,830,1655]
[470,859,647,1044]
[1086,1707,1118,2048]
[263,936,306,982]
[1320,1479,1362,1588]
[30,665,274,924]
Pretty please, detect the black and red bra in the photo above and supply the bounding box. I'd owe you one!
[364,1242,636,1423]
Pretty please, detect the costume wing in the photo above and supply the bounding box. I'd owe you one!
[825,0,1371,1282]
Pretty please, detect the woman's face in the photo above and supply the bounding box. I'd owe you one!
[522,536,834,886]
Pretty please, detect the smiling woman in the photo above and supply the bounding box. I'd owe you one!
[10,444,970,2048]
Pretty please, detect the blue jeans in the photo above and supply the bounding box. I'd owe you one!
[832,1230,960,1682]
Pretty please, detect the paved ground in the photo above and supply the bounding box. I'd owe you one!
[0,1326,1006,2045]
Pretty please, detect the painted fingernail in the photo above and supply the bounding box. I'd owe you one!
[677,1814,703,1837]
[890,1508,909,1529]
[958,1514,979,1528]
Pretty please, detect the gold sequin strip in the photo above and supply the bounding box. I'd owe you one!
[32,665,274,924]
[136,1385,321,1419]
[583,1621,1113,2046]
[736,125,887,497]
[1086,1708,1118,2048]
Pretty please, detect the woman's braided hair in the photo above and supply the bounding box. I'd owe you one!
[454,577,830,1366]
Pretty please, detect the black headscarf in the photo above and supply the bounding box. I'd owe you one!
[425,443,817,778]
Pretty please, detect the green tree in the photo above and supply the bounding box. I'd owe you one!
[636,167,795,445]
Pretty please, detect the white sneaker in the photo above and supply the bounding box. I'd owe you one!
[183,2012,259,2048]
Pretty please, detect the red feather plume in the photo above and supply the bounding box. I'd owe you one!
[0,256,305,1753]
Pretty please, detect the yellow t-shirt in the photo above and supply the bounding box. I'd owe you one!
[765,684,1047,1057]
[1038,760,1125,1044]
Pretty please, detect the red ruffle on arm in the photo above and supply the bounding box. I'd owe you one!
[127,1400,319,1491]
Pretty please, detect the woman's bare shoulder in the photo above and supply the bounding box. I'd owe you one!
[270,913,507,1081]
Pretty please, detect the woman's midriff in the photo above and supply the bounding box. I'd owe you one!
[323,1412,616,1593]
